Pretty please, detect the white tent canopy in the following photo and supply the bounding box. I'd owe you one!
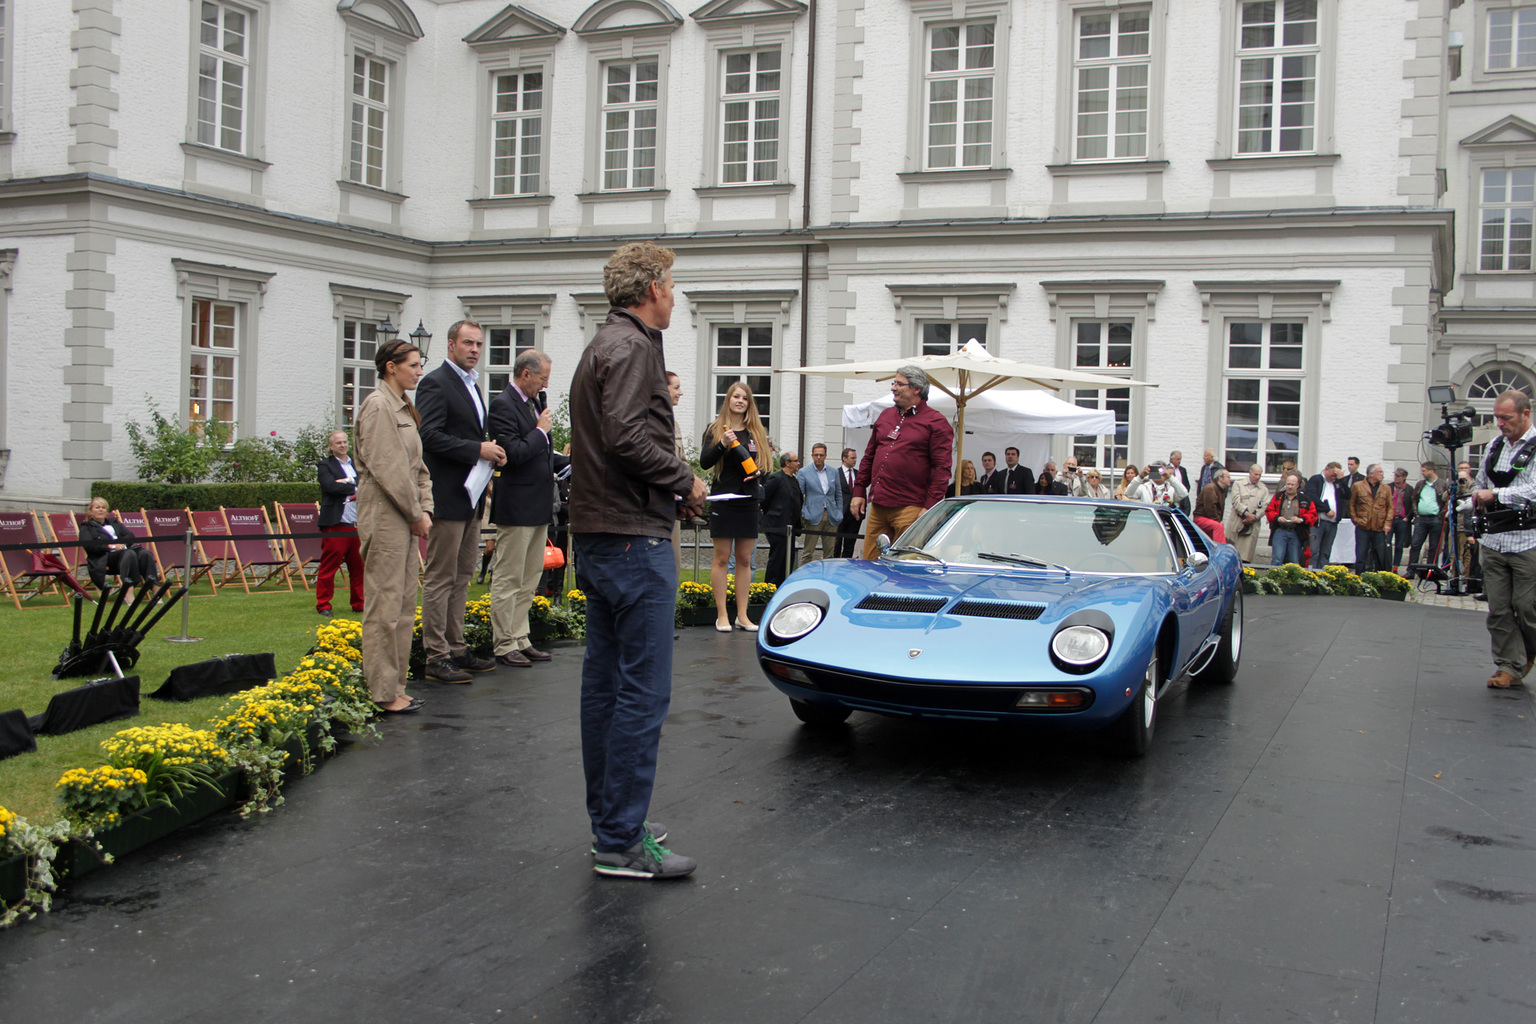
[840,389,1116,478]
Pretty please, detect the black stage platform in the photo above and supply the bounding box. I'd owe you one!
[2,597,1533,1023]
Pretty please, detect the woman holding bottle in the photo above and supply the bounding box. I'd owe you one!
[700,382,769,632]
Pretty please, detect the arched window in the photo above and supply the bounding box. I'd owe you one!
[1461,365,1535,468]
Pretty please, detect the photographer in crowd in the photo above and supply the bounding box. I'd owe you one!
[1471,390,1536,689]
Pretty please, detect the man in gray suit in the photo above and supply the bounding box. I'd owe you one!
[797,443,844,565]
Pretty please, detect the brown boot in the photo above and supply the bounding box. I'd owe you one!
[1487,670,1521,689]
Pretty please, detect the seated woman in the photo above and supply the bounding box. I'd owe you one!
[79,497,159,590]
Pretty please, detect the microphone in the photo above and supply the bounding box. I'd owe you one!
[535,390,548,413]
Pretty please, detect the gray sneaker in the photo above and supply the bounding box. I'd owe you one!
[592,835,696,879]
[590,821,666,855]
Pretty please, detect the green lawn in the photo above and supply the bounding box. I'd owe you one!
[0,565,758,824]
[0,583,403,824]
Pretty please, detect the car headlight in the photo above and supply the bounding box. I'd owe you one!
[1050,625,1110,667]
[769,602,823,640]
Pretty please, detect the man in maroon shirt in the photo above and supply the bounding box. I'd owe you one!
[849,365,955,559]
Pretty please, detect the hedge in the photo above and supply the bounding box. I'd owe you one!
[89,481,322,513]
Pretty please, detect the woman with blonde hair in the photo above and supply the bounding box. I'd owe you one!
[1114,465,1141,500]
[959,459,984,495]
[699,381,769,632]
[354,339,432,715]
[1079,468,1114,499]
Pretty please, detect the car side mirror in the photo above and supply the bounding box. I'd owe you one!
[876,533,892,553]
[1186,551,1210,571]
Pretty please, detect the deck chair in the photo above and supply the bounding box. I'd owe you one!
[189,509,240,587]
[0,511,86,608]
[141,509,218,596]
[275,502,323,591]
[43,512,98,593]
[220,506,294,593]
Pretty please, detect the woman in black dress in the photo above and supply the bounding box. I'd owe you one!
[959,460,984,495]
[79,496,159,590]
[699,382,769,632]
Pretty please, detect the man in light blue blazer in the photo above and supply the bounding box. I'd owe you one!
[797,443,845,565]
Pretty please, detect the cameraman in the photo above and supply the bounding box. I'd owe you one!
[1472,390,1536,689]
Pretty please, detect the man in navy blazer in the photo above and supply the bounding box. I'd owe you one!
[315,430,364,615]
[486,349,557,667]
[989,447,1034,495]
[797,442,844,565]
[1305,462,1349,568]
[415,319,506,682]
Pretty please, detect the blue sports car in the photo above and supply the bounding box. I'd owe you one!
[755,495,1243,755]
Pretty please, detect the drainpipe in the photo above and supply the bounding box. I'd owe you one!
[796,0,817,452]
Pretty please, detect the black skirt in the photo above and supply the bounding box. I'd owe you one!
[709,491,760,539]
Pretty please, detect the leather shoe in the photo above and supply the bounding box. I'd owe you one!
[521,646,552,662]
[317,607,332,617]
[453,652,496,673]
[496,650,532,667]
[425,659,473,683]
[1487,670,1522,689]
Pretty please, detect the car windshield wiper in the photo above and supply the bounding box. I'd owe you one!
[887,545,947,567]
[979,551,1070,574]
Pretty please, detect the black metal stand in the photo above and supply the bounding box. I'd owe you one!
[54,581,190,679]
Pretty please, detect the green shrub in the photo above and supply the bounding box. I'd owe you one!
[88,481,321,513]
[122,401,231,484]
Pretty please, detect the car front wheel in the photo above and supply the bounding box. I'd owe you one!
[790,699,852,728]
[1195,588,1242,686]
[1115,653,1158,757]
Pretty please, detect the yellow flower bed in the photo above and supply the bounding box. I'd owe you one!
[100,724,229,773]
[0,804,15,846]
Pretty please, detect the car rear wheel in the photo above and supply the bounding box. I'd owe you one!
[1115,653,1158,757]
[1195,588,1242,686]
[790,699,852,728]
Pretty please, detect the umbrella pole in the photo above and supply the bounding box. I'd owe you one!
[953,396,967,497]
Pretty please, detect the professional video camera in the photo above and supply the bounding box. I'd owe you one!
[1425,385,1476,448]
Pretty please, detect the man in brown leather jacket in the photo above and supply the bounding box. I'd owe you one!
[570,241,708,881]
[1350,463,1395,573]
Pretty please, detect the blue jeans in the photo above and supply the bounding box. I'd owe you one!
[1390,519,1411,569]
[1309,518,1337,568]
[1271,528,1303,566]
[576,533,678,854]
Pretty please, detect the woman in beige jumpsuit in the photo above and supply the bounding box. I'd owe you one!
[354,340,433,713]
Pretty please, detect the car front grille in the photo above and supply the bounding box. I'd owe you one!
[854,594,948,613]
[950,600,1046,620]
[799,665,1025,712]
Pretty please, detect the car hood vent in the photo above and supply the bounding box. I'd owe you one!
[951,600,1046,620]
[855,594,948,613]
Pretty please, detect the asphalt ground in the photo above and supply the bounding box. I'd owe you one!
[1,596,1533,1023]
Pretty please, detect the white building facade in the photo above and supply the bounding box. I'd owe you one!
[0,0,1509,508]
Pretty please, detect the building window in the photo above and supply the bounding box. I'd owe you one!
[1488,6,1536,71]
[1070,321,1134,470]
[714,325,774,433]
[1465,366,1536,467]
[1223,321,1304,474]
[195,2,249,152]
[1074,7,1150,160]
[1236,0,1319,154]
[349,54,389,188]
[189,298,239,429]
[603,61,659,190]
[721,49,781,183]
[925,21,995,169]
[0,0,8,133]
[175,259,271,438]
[1480,167,1535,271]
[339,319,379,427]
[485,326,536,395]
[920,321,987,356]
[492,71,543,196]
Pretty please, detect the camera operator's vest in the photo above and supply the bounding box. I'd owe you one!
[1483,434,1536,488]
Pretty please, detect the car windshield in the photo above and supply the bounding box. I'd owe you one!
[889,498,1177,574]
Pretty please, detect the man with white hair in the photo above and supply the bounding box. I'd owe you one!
[849,364,954,559]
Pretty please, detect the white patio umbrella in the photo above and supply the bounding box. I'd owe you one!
[780,341,1157,495]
